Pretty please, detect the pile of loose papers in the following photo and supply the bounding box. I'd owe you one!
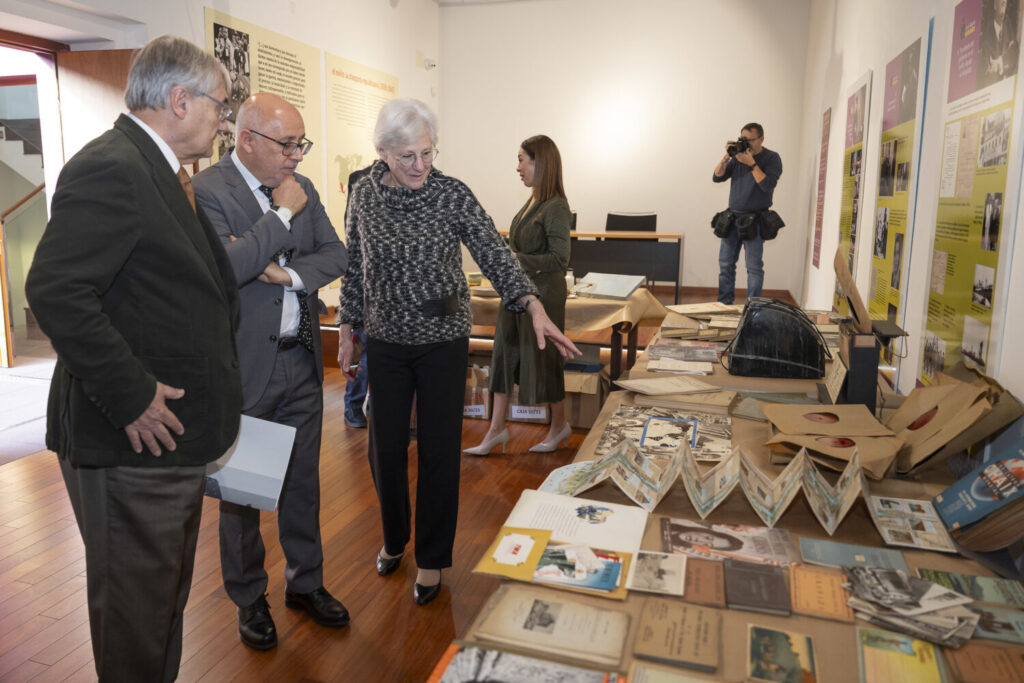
[842,566,979,647]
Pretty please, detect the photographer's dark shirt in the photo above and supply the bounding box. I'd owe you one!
[713,147,783,212]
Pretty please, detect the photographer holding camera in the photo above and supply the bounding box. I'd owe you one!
[711,123,783,304]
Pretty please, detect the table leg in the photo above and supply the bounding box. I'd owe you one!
[610,323,624,380]
[626,325,639,372]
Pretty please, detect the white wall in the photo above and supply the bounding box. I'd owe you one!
[439,0,811,296]
[797,0,1024,400]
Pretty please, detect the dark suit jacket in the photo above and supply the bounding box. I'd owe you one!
[25,115,243,468]
[193,155,347,409]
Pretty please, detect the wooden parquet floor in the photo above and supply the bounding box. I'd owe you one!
[0,368,578,682]
[0,286,793,681]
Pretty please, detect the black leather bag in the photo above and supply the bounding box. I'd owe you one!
[722,298,829,378]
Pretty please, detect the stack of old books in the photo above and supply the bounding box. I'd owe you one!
[934,435,1024,552]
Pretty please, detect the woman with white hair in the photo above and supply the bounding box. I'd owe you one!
[338,98,578,605]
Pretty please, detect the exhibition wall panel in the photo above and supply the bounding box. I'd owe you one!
[799,0,1024,400]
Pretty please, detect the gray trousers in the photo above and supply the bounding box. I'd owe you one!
[60,457,206,683]
[219,344,324,606]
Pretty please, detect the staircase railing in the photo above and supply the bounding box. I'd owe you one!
[1,182,46,368]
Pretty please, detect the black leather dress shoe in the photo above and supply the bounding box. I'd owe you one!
[284,586,350,627]
[413,579,442,606]
[238,595,277,650]
[376,552,403,576]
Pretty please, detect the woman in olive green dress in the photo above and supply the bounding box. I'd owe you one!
[465,135,573,455]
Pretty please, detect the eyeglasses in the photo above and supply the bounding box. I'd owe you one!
[194,91,232,121]
[395,148,439,168]
[248,129,314,156]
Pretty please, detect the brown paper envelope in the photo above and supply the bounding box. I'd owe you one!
[762,403,893,437]
[764,433,902,479]
[896,397,992,472]
[885,383,959,434]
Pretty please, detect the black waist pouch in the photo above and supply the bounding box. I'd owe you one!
[722,298,829,378]
[760,209,785,240]
[734,211,759,240]
[711,209,734,238]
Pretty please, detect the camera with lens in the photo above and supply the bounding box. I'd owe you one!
[727,138,751,157]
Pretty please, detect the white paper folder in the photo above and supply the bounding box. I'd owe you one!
[204,415,296,511]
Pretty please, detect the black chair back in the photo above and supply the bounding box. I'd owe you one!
[605,212,656,232]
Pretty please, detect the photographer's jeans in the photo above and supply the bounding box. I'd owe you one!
[717,231,764,304]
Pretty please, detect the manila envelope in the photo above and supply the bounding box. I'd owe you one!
[886,381,992,472]
[761,403,894,437]
[764,432,903,479]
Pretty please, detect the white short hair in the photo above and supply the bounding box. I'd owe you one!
[374,98,437,151]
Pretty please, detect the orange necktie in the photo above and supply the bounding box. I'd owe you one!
[178,167,196,211]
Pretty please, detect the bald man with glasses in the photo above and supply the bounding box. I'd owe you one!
[193,92,348,650]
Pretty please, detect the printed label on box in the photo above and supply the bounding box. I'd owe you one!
[464,404,486,417]
[512,405,547,419]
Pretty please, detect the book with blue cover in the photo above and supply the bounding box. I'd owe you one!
[933,437,1024,532]
[799,537,909,573]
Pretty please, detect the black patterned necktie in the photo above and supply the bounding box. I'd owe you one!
[297,295,315,352]
[258,184,277,208]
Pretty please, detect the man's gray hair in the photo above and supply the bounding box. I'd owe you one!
[124,35,229,111]
[374,98,438,151]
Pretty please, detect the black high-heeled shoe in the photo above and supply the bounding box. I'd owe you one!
[413,571,442,606]
[376,551,403,576]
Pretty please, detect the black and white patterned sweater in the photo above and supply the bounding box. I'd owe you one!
[340,160,536,345]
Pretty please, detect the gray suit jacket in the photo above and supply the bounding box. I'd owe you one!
[193,155,347,409]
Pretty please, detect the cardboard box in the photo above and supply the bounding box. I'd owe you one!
[506,384,551,424]
[464,365,491,420]
[564,365,610,429]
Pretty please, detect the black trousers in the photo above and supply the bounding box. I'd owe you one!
[367,336,468,569]
[60,458,206,683]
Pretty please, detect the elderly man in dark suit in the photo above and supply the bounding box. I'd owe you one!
[24,36,240,682]
[193,92,348,650]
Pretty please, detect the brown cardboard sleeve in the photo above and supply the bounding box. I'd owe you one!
[761,403,894,437]
[886,379,993,472]
[764,431,903,479]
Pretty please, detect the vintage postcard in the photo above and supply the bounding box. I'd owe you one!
[531,543,623,593]
[627,551,686,596]
[863,484,957,553]
[968,604,1024,644]
[857,628,944,683]
[538,438,682,512]
[747,625,816,683]
[917,568,1024,607]
[594,403,732,463]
